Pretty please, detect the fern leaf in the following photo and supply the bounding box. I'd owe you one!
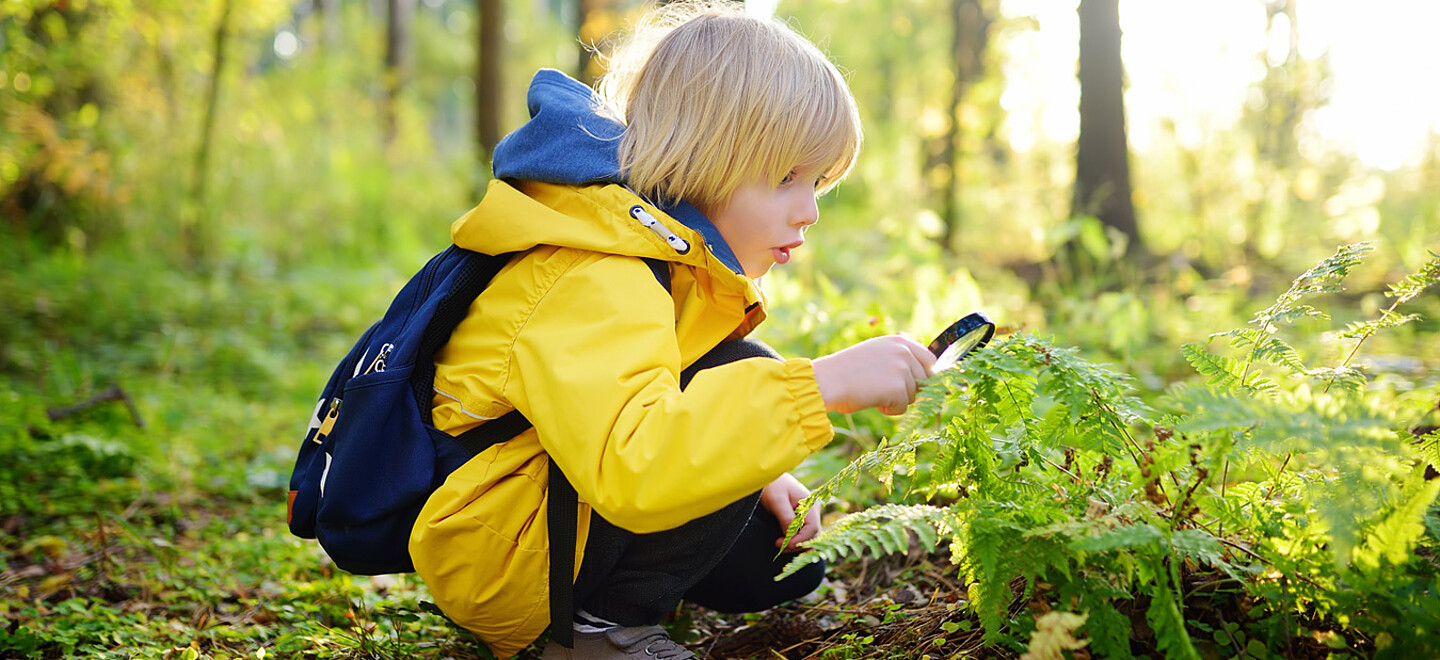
[1171,387,1395,456]
[1415,429,1440,468]
[1360,477,1440,567]
[1070,523,1165,554]
[958,511,1021,642]
[1181,343,1276,394]
[1304,366,1367,393]
[1079,599,1133,660]
[777,504,947,580]
[1385,250,1440,304]
[1337,313,1421,339]
[1145,580,1201,660]
[1249,335,1308,374]
[1249,242,1373,332]
[795,434,933,524]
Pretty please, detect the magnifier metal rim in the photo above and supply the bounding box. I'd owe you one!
[928,311,996,366]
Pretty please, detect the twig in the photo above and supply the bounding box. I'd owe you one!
[44,385,146,429]
[1262,454,1293,500]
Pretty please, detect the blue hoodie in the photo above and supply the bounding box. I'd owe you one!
[490,69,744,276]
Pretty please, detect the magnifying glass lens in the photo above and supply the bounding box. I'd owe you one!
[928,311,996,372]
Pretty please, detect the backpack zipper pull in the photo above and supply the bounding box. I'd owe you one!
[630,205,691,255]
[364,343,394,375]
[313,398,341,445]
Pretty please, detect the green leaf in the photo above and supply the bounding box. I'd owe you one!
[1385,250,1440,304]
[1071,523,1165,553]
[777,504,948,580]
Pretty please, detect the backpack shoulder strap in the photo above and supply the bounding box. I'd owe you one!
[413,249,518,428]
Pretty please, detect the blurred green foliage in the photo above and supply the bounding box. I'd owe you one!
[0,0,1437,657]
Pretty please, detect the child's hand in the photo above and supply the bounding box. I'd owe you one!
[812,335,936,415]
[761,472,820,552]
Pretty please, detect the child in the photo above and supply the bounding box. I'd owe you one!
[408,2,936,658]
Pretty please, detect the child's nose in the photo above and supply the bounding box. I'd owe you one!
[793,195,819,227]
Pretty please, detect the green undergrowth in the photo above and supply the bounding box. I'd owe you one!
[3,236,1438,658]
[783,243,1440,659]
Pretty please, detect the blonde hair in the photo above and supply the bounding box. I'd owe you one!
[596,1,862,213]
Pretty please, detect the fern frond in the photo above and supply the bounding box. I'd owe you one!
[1248,242,1373,332]
[899,371,959,437]
[777,504,948,580]
[1070,523,1165,554]
[1385,250,1440,304]
[1145,576,1201,660]
[1171,387,1395,456]
[956,509,1024,642]
[1337,313,1421,340]
[1248,335,1309,374]
[1079,599,1133,660]
[917,432,969,498]
[1181,343,1276,394]
[1304,366,1367,393]
[1415,429,1440,468]
[1358,477,1440,568]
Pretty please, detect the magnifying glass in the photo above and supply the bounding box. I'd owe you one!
[928,311,996,372]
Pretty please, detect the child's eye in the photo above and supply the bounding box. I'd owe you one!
[779,170,797,186]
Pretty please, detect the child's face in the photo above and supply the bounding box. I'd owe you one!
[702,168,823,279]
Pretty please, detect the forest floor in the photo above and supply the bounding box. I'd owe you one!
[0,484,1349,660]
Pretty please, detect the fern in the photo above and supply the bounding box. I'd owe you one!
[1356,475,1440,568]
[1209,327,1309,374]
[1416,429,1440,468]
[785,242,1439,657]
[953,503,1028,642]
[1181,343,1276,394]
[792,434,932,523]
[1169,387,1396,456]
[1078,599,1132,660]
[1329,250,1440,390]
[777,503,948,580]
[1247,242,1373,332]
[1385,249,1440,304]
[1070,522,1165,554]
[1303,365,1367,393]
[1145,572,1200,660]
[1338,313,1422,340]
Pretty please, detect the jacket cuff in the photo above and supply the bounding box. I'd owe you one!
[783,358,834,452]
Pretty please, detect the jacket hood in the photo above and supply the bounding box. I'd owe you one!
[472,69,743,276]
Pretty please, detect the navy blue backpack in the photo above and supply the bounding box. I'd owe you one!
[287,245,668,647]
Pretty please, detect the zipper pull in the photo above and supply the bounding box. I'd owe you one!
[365,343,394,375]
[313,398,341,445]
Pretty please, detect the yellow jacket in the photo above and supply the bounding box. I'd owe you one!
[408,179,835,657]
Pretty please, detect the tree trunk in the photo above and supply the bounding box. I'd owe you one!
[477,0,502,165]
[938,0,990,255]
[576,0,599,88]
[188,0,232,264]
[1073,0,1140,256]
[383,0,414,149]
[315,0,339,52]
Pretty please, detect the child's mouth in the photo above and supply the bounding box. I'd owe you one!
[772,241,802,265]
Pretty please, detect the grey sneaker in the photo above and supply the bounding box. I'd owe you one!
[540,625,698,660]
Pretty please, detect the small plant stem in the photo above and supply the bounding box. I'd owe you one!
[1262,454,1293,500]
[1036,453,1082,483]
[1325,299,1400,393]
[1171,468,1209,524]
[1217,460,1229,538]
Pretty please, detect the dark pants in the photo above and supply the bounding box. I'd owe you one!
[570,339,828,625]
